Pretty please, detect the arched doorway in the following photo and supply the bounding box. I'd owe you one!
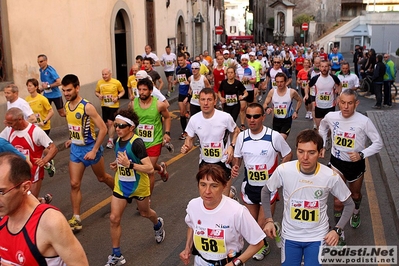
[177,16,185,51]
[114,10,128,96]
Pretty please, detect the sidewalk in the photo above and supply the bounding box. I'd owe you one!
[367,110,399,227]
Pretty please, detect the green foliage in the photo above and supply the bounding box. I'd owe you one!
[268,17,274,28]
[293,14,314,27]
[396,48,399,56]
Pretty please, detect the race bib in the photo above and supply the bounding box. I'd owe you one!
[15,147,29,159]
[225,94,238,106]
[192,91,200,100]
[35,113,42,123]
[241,78,249,85]
[166,60,173,66]
[177,74,187,85]
[103,94,114,106]
[318,92,331,101]
[117,163,136,182]
[274,104,287,117]
[334,131,356,149]
[194,227,226,256]
[202,142,223,160]
[272,80,277,88]
[290,199,320,227]
[284,64,291,69]
[301,80,308,88]
[137,124,154,142]
[246,164,269,186]
[68,124,84,145]
[342,81,348,89]
[332,56,338,63]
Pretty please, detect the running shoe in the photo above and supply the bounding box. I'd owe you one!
[69,216,83,232]
[166,92,171,98]
[337,231,346,246]
[230,186,238,201]
[350,212,361,228]
[155,217,165,243]
[274,221,282,248]
[44,159,56,177]
[252,242,270,261]
[308,112,313,120]
[159,162,169,182]
[305,112,310,119]
[106,140,114,149]
[179,132,187,140]
[104,254,126,266]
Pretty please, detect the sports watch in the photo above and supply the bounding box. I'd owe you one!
[332,226,342,236]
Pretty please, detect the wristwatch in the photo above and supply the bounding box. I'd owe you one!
[47,84,51,89]
[129,162,134,169]
[332,226,342,236]
[232,258,243,266]
[359,152,364,159]
[43,120,47,125]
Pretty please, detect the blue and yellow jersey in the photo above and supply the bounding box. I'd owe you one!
[113,135,150,198]
[65,99,96,145]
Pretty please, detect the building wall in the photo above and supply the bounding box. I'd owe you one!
[0,0,194,128]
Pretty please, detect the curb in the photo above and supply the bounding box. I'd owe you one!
[366,110,399,233]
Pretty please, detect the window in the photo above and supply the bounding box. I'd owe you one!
[230,26,236,34]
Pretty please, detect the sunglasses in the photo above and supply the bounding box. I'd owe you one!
[246,114,263,119]
[114,123,130,129]
[192,68,199,70]
[273,61,281,64]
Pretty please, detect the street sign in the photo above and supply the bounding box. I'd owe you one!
[302,23,309,31]
[215,26,224,35]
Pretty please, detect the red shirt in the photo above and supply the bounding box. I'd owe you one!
[0,204,63,265]
[319,52,328,61]
[213,67,226,93]
[295,57,304,71]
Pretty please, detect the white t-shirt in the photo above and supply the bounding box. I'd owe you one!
[7,98,34,120]
[190,75,206,106]
[142,52,159,63]
[151,86,166,102]
[185,196,265,264]
[337,73,359,91]
[186,110,237,164]
[319,111,383,161]
[236,65,255,91]
[266,161,351,242]
[235,127,291,187]
[161,53,176,72]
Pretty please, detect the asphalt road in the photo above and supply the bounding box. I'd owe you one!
[40,96,399,266]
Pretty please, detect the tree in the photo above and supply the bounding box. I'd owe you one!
[293,14,314,27]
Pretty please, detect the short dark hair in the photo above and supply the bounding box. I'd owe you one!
[37,54,47,60]
[62,74,80,88]
[143,57,154,65]
[0,152,31,184]
[135,55,143,61]
[275,72,288,82]
[178,53,186,59]
[247,103,265,116]
[196,164,227,187]
[137,77,153,91]
[296,129,323,152]
[116,108,139,127]
[199,87,216,100]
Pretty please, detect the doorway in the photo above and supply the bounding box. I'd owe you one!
[115,11,128,98]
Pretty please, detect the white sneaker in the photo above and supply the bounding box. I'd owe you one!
[305,112,310,119]
[155,217,165,243]
[105,254,126,266]
[308,112,313,120]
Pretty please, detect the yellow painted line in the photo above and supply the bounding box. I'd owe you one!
[364,158,387,246]
[80,146,198,221]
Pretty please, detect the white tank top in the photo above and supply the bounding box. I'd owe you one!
[190,75,205,106]
[272,88,293,119]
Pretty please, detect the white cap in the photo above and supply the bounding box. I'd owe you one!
[223,50,229,55]
[136,70,152,81]
[240,54,249,61]
[249,51,256,56]
[222,45,227,49]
